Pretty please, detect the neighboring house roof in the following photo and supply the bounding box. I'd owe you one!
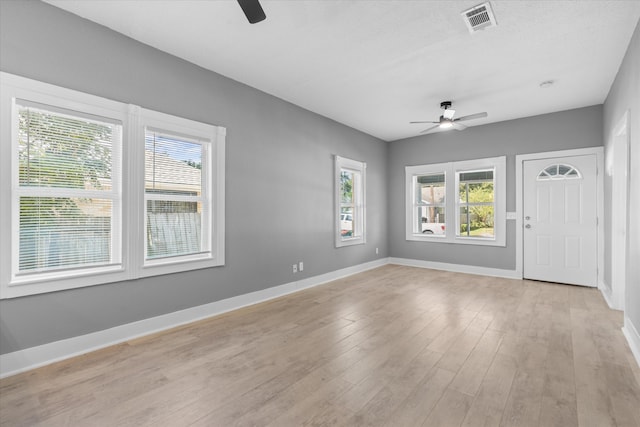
[81,151,201,217]
[145,150,201,194]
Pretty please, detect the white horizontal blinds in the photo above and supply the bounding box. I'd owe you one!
[16,102,120,273]
[144,129,206,260]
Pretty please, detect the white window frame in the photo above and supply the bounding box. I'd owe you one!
[407,165,448,239]
[405,156,506,246]
[0,73,130,298]
[335,155,366,247]
[132,107,226,278]
[0,72,226,299]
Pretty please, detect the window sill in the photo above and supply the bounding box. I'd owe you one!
[2,265,128,299]
[406,234,506,247]
[140,254,224,277]
[336,236,366,248]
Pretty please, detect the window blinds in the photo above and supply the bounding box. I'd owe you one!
[144,130,205,260]
[16,103,120,273]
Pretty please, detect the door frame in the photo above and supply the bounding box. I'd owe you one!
[608,110,630,310]
[515,147,604,285]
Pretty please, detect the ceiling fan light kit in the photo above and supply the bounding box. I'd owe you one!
[410,101,488,135]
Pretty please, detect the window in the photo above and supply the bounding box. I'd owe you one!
[537,163,580,180]
[457,169,495,238]
[406,156,505,246]
[145,130,204,260]
[412,172,447,236]
[136,108,225,277]
[14,100,122,277]
[335,155,366,247]
[0,72,225,298]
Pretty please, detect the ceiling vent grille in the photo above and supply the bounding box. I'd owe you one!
[461,2,497,33]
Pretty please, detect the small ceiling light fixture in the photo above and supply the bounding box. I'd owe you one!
[410,101,488,134]
[439,119,454,129]
[539,80,555,88]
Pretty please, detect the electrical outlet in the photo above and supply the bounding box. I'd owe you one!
[292,264,297,273]
[299,261,304,272]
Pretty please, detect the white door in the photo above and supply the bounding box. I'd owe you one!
[523,155,597,287]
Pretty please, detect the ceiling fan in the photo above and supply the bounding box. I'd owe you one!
[410,101,487,134]
[237,0,266,24]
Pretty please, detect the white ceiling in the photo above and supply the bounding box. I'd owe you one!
[44,0,640,142]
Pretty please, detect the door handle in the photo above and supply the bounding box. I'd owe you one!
[525,224,531,229]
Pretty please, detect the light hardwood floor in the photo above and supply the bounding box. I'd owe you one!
[1,265,639,426]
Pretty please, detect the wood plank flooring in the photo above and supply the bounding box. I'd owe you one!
[1,265,639,426]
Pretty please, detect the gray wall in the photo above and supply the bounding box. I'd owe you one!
[388,106,603,269]
[603,20,640,335]
[0,1,388,354]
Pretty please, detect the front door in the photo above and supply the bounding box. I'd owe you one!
[523,154,597,287]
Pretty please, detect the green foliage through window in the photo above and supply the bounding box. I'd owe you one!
[458,171,494,238]
[17,105,116,271]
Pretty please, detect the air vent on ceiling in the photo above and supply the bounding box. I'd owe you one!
[461,2,497,33]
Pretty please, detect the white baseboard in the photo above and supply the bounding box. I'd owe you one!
[598,279,616,309]
[598,279,625,311]
[0,258,389,379]
[389,257,520,279]
[622,316,640,369]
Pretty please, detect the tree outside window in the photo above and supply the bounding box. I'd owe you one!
[18,105,117,272]
[457,170,495,238]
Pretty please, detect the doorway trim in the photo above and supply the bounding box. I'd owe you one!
[515,147,604,284]
[607,110,630,310]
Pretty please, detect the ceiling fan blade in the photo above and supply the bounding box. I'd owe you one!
[419,125,440,134]
[443,109,456,120]
[452,122,467,131]
[410,121,439,124]
[455,112,487,122]
[237,0,266,24]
